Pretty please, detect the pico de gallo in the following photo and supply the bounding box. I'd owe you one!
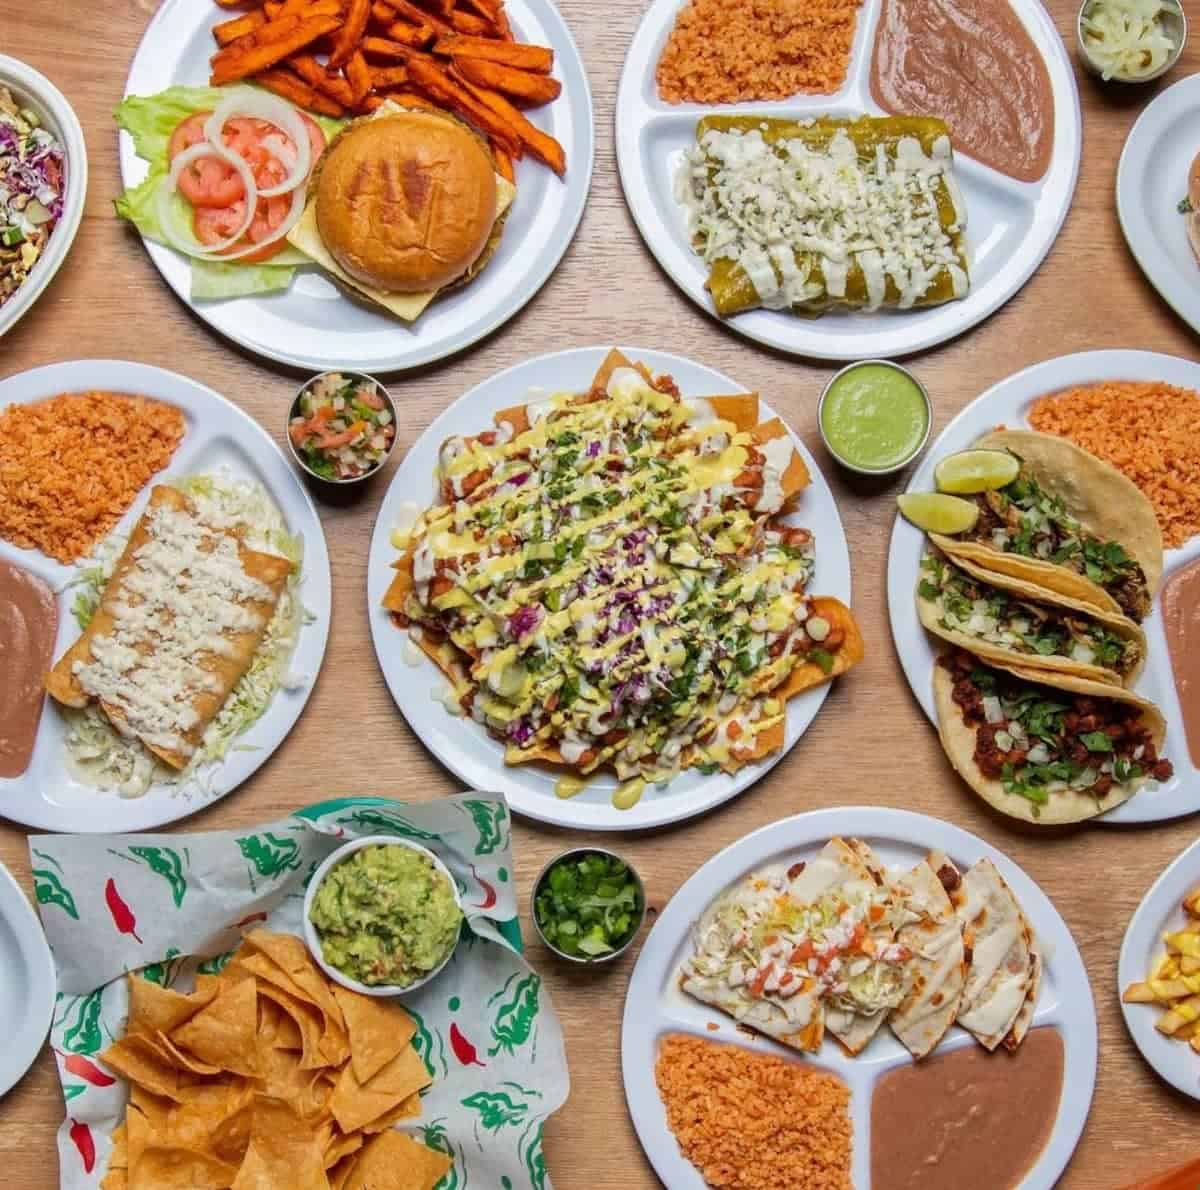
[289,371,396,481]
[0,86,65,309]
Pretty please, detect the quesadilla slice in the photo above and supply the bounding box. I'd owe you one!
[887,853,967,1060]
[46,485,292,769]
[1004,919,1042,1051]
[951,858,1035,1051]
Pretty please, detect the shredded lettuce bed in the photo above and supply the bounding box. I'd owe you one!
[64,470,308,798]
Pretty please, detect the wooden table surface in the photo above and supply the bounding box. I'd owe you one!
[2,0,1199,1186]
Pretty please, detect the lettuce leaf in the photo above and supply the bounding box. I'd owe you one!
[113,85,343,302]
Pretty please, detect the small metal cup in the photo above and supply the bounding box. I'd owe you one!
[1077,0,1186,82]
[530,847,647,965]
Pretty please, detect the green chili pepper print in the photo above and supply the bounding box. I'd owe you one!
[338,808,444,843]
[62,1085,86,1103]
[141,947,182,987]
[461,1090,530,1133]
[520,1122,547,1190]
[488,973,541,1057]
[32,863,79,920]
[197,949,235,976]
[125,846,189,907]
[409,1008,449,1080]
[461,799,506,856]
[235,832,303,891]
[60,990,105,1055]
[420,1120,462,1190]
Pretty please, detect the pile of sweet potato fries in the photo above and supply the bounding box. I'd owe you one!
[209,0,566,178]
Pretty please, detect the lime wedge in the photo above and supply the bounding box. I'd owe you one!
[934,449,1020,494]
[897,492,980,534]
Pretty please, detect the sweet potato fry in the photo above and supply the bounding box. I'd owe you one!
[214,10,268,45]
[492,143,514,182]
[345,50,373,106]
[289,53,357,104]
[274,0,339,20]
[385,20,435,45]
[366,89,440,111]
[362,33,433,57]
[452,56,560,105]
[255,66,346,116]
[370,1,397,24]
[389,0,452,34]
[368,64,410,87]
[433,34,552,73]
[215,0,266,9]
[456,73,564,174]
[264,0,284,15]
[210,14,342,84]
[405,56,521,156]
[328,0,372,67]
[448,8,492,34]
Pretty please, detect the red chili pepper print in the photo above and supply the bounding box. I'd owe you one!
[449,1022,486,1068]
[233,911,268,930]
[69,1119,95,1173]
[104,878,143,944]
[470,864,497,911]
[57,1051,115,1087]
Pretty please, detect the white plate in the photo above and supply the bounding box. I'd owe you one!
[0,860,54,1099]
[886,349,1200,824]
[1118,73,1200,336]
[0,55,88,339]
[367,346,852,830]
[621,807,1096,1189]
[120,0,594,373]
[0,360,331,832]
[1119,835,1200,1100]
[615,0,1081,361]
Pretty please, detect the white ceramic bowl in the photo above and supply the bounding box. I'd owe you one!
[0,55,87,338]
[302,834,463,998]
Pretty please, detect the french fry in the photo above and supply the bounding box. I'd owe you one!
[433,34,552,73]
[210,15,342,84]
[491,143,514,183]
[214,9,268,45]
[345,50,373,106]
[329,0,372,67]
[290,53,357,105]
[404,57,521,156]
[1123,981,1159,1004]
[368,64,410,87]
[255,66,346,116]
[1185,887,1200,918]
[452,56,560,105]
[362,34,433,58]
[1159,993,1200,1035]
[454,72,563,174]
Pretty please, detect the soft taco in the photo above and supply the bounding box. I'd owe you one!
[917,546,1146,687]
[934,647,1173,824]
[931,429,1162,623]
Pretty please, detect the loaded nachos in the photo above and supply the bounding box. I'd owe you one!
[382,349,863,808]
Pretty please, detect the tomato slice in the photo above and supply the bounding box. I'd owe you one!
[168,111,326,212]
[192,194,292,263]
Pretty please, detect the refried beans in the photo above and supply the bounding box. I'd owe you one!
[870,0,1054,183]
[0,559,58,778]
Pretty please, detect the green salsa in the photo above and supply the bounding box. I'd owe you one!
[310,844,462,987]
[821,363,929,472]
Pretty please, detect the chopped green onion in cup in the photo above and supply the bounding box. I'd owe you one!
[534,852,642,959]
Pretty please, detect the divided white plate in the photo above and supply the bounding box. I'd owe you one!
[0,361,331,832]
[621,807,1097,1189]
[1118,73,1200,336]
[1119,835,1200,1100]
[0,860,54,1099]
[120,0,594,373]
[367,346,852,830]
[886,349,1200,824]
[615,0,1081,361]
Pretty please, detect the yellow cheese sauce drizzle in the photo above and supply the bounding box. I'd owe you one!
[400,367,825,797]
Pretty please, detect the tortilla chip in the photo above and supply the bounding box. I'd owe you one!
[109,1123,129,1171]
[153,1031,223,1077]
[699,394,761,434]
[329,1155,358,1190]
[126,976,215,1038]
[170,976,261,1078]
[244,931,345,1033]
[99,1170,127,1190]
[257,982,328,1071]
[331,986,418,1084]
[129,1087,171,1134]
[344,1131,452,1190]
[360,1093,421,1132]
[131,1145,238,1190]
[775,597,865,700]
[751,418,811,504]
[100,1035,191,1102]
[329,1045,431,1134]
[231,1096,329,1190]
[257,1041,333,1119]
[324,1130,364,1170]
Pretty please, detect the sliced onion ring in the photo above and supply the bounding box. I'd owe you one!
[157,141,259,259]
[203,88,311,199]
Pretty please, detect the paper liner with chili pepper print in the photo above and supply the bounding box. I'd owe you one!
[30,792,567,1190]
